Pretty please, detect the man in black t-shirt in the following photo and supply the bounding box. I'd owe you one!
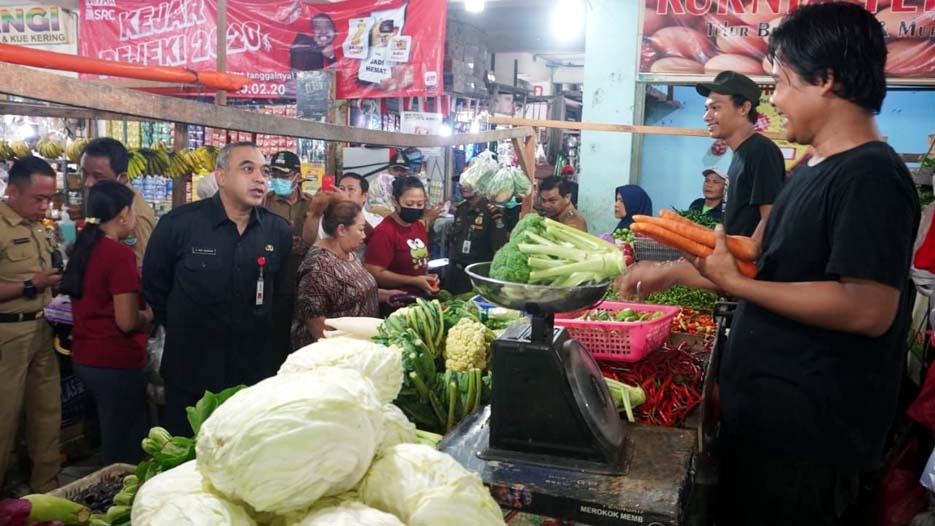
[618,5,919,525]
[688,167,726,222]
[697,71,785,237]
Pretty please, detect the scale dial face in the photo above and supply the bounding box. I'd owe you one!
[562,338,625,450]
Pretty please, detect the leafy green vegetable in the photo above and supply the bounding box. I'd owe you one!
[490,215,626,286]
[673,207,719,229]
[186,384,247,436]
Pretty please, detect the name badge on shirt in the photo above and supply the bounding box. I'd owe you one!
[192,247,217,256]
[13,238,29,245]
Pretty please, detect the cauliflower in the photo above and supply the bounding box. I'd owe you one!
[443,319,489,371]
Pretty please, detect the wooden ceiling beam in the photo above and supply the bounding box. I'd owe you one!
[0,62,532,147]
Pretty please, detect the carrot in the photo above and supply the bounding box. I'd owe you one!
[646,211,760,261]
[631,223,757,279]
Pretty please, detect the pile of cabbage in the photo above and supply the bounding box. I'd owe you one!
[130,336,505,526]
[460,151,532,204]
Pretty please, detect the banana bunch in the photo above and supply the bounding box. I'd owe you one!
[11,140,31,159]
[66,139,89,163]
[127,150,148,180]
[193,145,218,173]
[164,151,196,178]
[0,141,15,161]
[132,148,170,176]
[36,138,64,159]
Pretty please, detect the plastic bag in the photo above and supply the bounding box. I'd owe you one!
[481,167,518,203]
[921,446,935,493]
[511,167,532,199]
[460,151,498,190]
[146,325,165,379]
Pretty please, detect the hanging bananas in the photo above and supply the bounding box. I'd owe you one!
[11,140,31,159]
[36,138,65,159]
[0,141,15,161]
[127,151,148,180]
[66,139,89,163]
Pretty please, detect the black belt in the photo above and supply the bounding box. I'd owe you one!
[0,311,44,323]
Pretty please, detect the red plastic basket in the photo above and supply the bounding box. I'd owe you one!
[554,301,681,362]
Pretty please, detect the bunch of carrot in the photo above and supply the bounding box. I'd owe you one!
[631,211,758,278]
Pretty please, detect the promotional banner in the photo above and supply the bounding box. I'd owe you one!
[641,0,935,80]
[1,5,70,46]
[78,0,445,99]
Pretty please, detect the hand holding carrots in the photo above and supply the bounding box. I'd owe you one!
[630,211,758,279]
[687,224,744,290]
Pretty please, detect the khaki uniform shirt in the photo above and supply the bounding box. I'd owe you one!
[0,201,53,314]
[557,202,588,233]
[130,189,155,269]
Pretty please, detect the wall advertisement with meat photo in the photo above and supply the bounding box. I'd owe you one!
[641,0,935,80]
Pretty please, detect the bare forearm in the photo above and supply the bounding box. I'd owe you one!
[724,278,898,337]
[668,260,719,291]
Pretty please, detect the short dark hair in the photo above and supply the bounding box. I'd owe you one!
[9,156,55,188]
[312,13,336,31]
[730,94,759,124]
[321,200,362,237]
[337,172,369,193]
[391,175,425,200]
[539,176,570,197]
[81,137,129,175]
[766,2,886,114]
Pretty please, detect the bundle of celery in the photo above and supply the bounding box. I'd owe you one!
[490,214,627,287]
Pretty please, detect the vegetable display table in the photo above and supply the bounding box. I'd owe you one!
[442,406,695,526]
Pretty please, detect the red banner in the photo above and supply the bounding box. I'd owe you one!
[78,0,445,99]
[640,0,935,80]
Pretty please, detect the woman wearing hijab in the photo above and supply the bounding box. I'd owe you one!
[614,185,653,231]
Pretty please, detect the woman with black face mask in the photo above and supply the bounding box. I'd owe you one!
[364,176,439,301]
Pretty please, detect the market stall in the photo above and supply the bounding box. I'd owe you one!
[0,53,749,524]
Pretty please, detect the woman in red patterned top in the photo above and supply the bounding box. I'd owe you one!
[364,176,439,298]
[60,180,153,464]
[292,197,403,349]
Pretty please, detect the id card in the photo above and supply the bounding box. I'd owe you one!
[256,277,265,305]
[461,240,472,254]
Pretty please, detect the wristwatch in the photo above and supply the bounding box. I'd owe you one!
[23,280,37,299]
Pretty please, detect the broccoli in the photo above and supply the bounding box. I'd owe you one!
[510,213,546,241]
[490,240,531,283]
[490,216,626,287]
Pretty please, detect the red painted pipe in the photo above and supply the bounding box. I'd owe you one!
[0,43,249,91]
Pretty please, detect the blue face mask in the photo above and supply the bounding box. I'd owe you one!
[269,178,294,197]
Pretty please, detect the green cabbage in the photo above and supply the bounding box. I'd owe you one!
[196,368,385,514]
[294,500,406,526]
[359,444,505,526]
[131,461,255,526]
[278,337,404,404]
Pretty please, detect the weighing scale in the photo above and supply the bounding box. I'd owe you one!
[463,262,627,474]
[439,263,696,526]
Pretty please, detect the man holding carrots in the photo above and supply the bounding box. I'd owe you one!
[619,4,920,525]
[698,71,785,239]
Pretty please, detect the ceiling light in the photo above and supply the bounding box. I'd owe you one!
[465,0,485,13]
[552,0,585,42]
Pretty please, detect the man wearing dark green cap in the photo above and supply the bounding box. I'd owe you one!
[697,70,785,239]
